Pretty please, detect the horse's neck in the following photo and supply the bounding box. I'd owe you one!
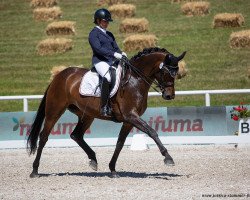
[131,53,165,78]
[125,53,164,94]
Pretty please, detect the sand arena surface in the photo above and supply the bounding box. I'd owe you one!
[0,145,249,199]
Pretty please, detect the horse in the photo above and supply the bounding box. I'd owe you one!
[27,47,186,178]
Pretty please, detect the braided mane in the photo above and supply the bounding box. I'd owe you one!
[131,47,169,61]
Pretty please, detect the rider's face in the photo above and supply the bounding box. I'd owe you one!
[99,19,109,29]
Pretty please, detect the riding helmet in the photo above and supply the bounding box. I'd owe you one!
[94,8,113,24]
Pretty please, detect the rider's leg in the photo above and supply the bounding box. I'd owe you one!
[94,62,111,82]
[100,77,111,116]
[94,62,112,116]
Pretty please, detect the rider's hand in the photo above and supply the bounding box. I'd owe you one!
[122,52,127,58]
[114,52,122,60]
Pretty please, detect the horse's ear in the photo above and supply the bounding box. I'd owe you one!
[177,51,187,61]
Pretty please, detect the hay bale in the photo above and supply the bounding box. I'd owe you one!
[213,13,245,28]
[33,7,62,21]
[230,30,250,49]
[181,1,210,16]
[46,21,76,36]
[37,38,73,55]
[109,4,136,18]
[119,18,149,33]
[30,0,57,8]
[98,0,126,6]
[176,61,188,79]
[123,34,157,52]
[50,65,68,80]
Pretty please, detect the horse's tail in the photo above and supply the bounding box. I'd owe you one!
[27,86,49,155]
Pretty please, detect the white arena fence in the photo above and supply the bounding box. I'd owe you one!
[0,89,250,112]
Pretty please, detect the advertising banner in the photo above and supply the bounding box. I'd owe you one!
[0,106,239,141]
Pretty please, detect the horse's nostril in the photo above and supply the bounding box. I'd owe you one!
[163,92,175,100]
[164,94,171,100]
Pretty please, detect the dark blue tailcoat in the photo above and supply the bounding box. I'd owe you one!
[88,27,121,66]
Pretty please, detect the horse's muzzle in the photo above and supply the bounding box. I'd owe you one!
[162,91,175,100]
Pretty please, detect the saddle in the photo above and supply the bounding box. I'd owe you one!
[79,61,123,97]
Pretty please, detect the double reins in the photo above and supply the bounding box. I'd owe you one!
[120,56,164,94]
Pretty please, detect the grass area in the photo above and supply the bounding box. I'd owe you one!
[0,0,249,111]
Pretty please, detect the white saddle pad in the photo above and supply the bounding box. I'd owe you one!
[79,64,122,97]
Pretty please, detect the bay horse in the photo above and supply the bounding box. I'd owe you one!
[27,47,186,178]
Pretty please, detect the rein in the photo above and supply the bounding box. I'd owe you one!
[121,57,169,94]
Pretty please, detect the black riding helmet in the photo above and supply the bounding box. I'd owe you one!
[94,8,113,24]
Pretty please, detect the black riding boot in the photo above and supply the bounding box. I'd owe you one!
[101,78,111,116]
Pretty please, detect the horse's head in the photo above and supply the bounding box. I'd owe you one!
[154,51,186,100]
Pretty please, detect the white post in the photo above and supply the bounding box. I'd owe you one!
[23,98,28,112]
[205,93,210,106]
[130,134,149,150]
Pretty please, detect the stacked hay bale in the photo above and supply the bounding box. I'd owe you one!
[177,61,188,79]
[41,20,75,54]
[181,1,210,16]
[109,4,136,18]
[30,0,76,56]
[213,13,245,28]
[123,34,157,51]
[33,7,62,21]
[30,0,57,8]
[119,18,149,33]
[229,30,250,49]
[46,21,76,36]
[107,3,157,52]
[37,38,73,56]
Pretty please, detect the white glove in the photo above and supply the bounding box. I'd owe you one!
[114,52,122,60]
[122,52,127,57]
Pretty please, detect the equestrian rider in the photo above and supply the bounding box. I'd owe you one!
[88,8,127,116]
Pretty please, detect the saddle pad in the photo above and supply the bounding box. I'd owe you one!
[79,64,122,97]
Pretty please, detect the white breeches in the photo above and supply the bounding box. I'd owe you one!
[94,62,111,82]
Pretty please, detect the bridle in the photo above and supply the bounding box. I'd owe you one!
[121,56,178,94]
[159,63,179,78]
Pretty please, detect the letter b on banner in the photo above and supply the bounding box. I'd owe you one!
[239,119,250,135]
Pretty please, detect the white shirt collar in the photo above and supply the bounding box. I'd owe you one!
[96,26,106,34]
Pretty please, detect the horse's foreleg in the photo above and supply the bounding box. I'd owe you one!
[109,123,133,178]
[128,116,175,166]
[70,117,97,170]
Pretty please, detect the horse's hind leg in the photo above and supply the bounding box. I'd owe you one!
[70,117,97,170]
[30,97,67,178]
[30,114,63,178]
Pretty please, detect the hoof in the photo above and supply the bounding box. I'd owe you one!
[164,157,175,166]
[89,160,98,171]
[30,172,39,178]
[110,171,120,178]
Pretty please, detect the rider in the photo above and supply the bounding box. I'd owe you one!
[88,8,127,116]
